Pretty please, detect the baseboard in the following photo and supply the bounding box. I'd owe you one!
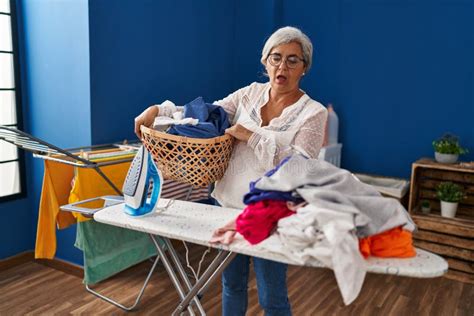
[0,250,84,278]
[0,251,34,271]
[36,257,84,279]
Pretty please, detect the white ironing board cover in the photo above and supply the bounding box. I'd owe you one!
[94,199,448,278]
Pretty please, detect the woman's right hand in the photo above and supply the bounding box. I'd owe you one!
[134,105,159,139]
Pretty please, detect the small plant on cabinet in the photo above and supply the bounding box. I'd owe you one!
[436,182,465,218]
[420,200,431,214]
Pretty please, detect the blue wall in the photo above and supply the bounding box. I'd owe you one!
[282,0,474,177]
[0,196,32,258]
[89,0,236,144]
[230,0,473,179]
[230,0,282,90]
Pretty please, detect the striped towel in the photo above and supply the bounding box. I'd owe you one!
[156,179,210,202]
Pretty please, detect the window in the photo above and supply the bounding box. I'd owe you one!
[0,0,25,201]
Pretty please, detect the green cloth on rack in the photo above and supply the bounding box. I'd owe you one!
[75,220,158,285]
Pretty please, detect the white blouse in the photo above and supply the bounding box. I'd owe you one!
[158,82,328,209]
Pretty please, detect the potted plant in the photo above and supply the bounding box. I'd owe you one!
[432,133,469,164]
[436,182,465,218]
[420,200,431,214]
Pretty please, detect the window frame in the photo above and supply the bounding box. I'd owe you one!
[0,0,27,202]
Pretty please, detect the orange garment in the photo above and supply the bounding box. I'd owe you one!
[359,227,416,259]
[35,160,130,259]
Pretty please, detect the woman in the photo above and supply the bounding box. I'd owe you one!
[134,26,327,316]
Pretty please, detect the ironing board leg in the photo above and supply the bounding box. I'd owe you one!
[149,234,204,316]
[85,254,160,311]
[172,251,236,316]
[162,238,207,315]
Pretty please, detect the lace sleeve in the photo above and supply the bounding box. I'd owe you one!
[248,109,328,170]
[214,86,249,123]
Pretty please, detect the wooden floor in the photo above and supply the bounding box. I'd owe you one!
[1,245,473,316]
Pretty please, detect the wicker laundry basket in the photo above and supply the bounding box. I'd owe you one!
[141,125,234,187]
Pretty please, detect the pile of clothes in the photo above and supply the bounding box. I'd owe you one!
[153,97,230,138]
[235,154,416,304]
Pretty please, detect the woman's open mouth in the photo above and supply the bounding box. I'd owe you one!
[276,75,287,84]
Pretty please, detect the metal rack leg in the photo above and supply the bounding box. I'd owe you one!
[85,255,160,311]
[92,165,123,195]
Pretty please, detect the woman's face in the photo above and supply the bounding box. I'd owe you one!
[265,41,306,95]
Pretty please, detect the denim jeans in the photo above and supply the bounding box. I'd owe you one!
[222,254,292,316]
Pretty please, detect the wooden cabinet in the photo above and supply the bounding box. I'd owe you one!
[408,159,474,283]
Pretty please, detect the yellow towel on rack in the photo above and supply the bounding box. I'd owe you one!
[35,160,130,259]
[35,161,76,259]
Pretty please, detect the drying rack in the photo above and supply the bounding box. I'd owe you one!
[0,125,139,195]
[0,125,156,310]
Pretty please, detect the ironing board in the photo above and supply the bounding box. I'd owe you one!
[94,198,448,315]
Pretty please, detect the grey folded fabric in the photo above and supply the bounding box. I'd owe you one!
[254,154,415,237]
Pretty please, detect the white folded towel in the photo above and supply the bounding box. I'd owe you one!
[153,116,199,131]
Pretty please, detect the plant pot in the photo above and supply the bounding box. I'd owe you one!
[435,152,458,164]
[440,201,458,218]
[421,206,431,214]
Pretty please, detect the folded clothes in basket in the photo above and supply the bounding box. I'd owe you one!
[167,97,230,138]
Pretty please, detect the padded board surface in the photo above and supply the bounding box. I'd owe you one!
[94,199,448,278]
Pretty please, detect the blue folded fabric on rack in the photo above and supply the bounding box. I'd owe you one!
[167,97,230,138]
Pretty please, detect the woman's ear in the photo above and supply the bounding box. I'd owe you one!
[302,66,307,76]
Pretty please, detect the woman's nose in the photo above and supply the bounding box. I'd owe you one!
[278,60,288,70]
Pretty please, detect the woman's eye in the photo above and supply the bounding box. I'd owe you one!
[272,56,282,62]
[287,57,299,65]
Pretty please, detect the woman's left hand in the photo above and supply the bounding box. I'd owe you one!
[225,124,253,142]
[209,220,237,245]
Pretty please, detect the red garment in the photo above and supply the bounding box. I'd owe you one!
[236,200,295,245]
[359,227,416,259]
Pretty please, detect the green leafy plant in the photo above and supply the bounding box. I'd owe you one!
[420,199,431,214]
[432,133,469,155]
[421,200,430,208]
[436,182,465,203]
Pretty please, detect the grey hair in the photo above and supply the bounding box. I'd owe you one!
[261,26,313,72]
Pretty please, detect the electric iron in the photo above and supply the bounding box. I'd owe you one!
[123,146,163,216]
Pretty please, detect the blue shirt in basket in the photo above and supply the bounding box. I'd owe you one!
[167,97,230,138]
